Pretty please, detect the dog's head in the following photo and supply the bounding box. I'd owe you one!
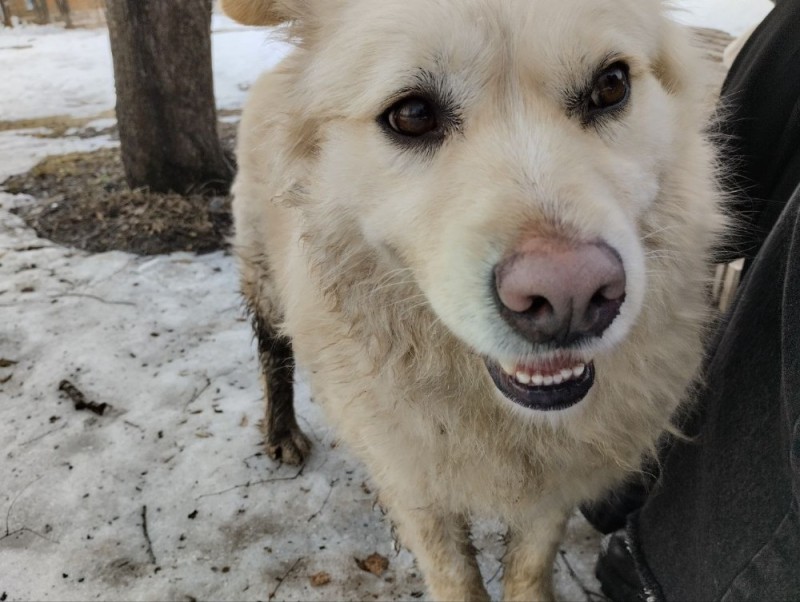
[227,0,718,413]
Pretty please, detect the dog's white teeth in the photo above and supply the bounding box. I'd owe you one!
[515,371,531,385]
[502,359,589,387]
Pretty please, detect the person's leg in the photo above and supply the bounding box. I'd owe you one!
[630,181,800,600]
[593,1,800,598]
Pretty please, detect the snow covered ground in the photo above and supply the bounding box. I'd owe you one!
[0,13,290,122]
[0,3,773,601]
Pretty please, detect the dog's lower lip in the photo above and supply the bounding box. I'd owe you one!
[485,358,595,411]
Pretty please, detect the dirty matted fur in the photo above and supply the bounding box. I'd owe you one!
[224,0,725,599]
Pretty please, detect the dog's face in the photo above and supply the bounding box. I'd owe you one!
[228,0,708,413]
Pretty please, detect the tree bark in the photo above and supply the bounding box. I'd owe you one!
[55,0,73,28]
[105,0,234,194]
[0,0,13,28]
[33,0,50,24]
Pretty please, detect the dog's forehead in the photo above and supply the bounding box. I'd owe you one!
[305,0,664,114]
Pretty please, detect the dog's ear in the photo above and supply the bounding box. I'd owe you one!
[220,0,304,25]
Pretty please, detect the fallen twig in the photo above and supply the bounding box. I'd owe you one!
[486,561,504,585]
[307,478,338,523]
[124,420,145,433]
[268,557,302,600]
[20,424,66,447]
[59,380,109,416]
[184,376,212,409]
[141,505,157,565]
[0,476,57,544]
[558,549,607,601]
[52,293,136,307]
[196,466,305,500]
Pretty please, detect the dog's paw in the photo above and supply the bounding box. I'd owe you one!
[266,426,312,465]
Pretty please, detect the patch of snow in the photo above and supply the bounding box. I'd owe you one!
[84,117,118,131]
[212,28,291,112]
[0,27,116,121]
[0,16,288,122]
[669,0,773,35]
[0,195,604,600]
[0,129,117,181]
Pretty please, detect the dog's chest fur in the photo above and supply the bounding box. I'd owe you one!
[282,219,696,522]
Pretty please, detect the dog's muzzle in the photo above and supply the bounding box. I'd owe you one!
[485,235,624,410]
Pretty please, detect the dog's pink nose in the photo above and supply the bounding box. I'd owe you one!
[494,239,626,345]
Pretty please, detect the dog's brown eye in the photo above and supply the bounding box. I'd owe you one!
[386,97,438,137]
[590,63,629,111]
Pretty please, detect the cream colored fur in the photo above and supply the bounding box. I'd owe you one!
[227,0,725,599]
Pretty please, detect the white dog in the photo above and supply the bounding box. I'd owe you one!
[224,0,725,599]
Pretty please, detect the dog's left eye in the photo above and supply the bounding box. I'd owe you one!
[385,96,439,137]
[589,63,630,113]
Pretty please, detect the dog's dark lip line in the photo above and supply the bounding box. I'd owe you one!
[484,358,595,411]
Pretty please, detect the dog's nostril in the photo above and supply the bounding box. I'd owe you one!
[526,296,553,318]
[590,288,614,309]
[592,289,606,303]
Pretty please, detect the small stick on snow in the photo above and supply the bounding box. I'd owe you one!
[184,376,212,409]
[53,293,136,307]
[1,476,57,544]
[558,549,605,601]
[141,505,157,565]
[306,478,338,523]
[268,557,302,601]
[196,466,305,500]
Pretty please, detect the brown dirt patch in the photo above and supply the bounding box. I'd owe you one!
[2,121,239,255]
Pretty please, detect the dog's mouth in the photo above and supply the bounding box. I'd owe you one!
[484,354,595,411]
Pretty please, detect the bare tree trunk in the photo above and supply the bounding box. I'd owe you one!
[33,0,50,24]
[105,0,234,194]
[0,0,13,28]
[55,0,73,28]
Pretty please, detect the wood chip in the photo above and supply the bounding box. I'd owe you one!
[355,553,389,577]
[309,571,331,587]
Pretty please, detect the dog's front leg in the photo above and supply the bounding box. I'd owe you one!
[252,308,311,465]
[390,505,489,602]
[502,506,570,602]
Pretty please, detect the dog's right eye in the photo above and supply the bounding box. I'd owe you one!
[385,97,438,137]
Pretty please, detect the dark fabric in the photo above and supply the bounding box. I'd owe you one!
[635,182,800,600]
[595,2,800,600]
[716,0,800,266]
[581,471,655,535]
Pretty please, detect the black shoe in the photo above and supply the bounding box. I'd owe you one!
[595,523,664,602]
[580,471,657,535]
